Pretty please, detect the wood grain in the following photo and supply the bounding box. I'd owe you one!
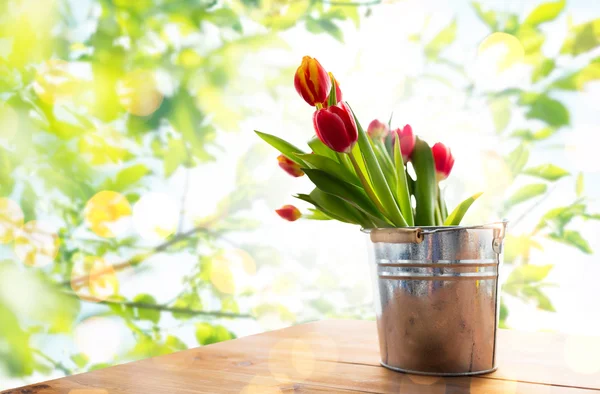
[3,320,599,394]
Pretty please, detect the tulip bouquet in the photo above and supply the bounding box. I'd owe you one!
[257,56,482,228]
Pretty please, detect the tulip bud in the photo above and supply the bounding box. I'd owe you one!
[277,154,304,177]
[328,72,343,105]
[367,119,388,139]
[294,56,331,107]
[312,101,358,154]
[432,142,455,181]
[275,205,301,222]
[391,124,416,162]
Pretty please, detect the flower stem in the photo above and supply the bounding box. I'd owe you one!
[349,151,387,217]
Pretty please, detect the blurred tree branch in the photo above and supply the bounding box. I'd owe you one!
[60,291,254,319]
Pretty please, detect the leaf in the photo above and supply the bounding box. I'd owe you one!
[506,144,529,176]
[532,58,556,82]
[163,138,188,177]
[411,138,437,227]
[295,153,360,187]
[471,2,497,30]
[307,136,338,162]
[303,169,389,225]
[444,192,483,226]
[305,17,344,42]
[352,110,406,226]
[295,193,355,225]
[506,264,553,285]
[510,127,556,141]
[172,293,203,320]
[523,0,565,26]
[70,353,89,368]
[548,230,592,254]
[195,323,234,346]
[303,188,370,226]
[516,25,545,56]
[489,97,511,133]
[112,164,151,192]
[133,294,161,324]
[165,335,188,351]
[519,93,569,127]
[424,19,457,59]
[255,130,306,166]
[551,63,600,91]
[536,203,586,231]
[522,286,556,311]
[394,138,414,226]
[503,234,543,263]
[523,164,569,181]
[505,184,547,209]
[576,172,584,197]
[560,19,600,56]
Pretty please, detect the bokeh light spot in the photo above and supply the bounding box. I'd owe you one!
[0,198,24,243]
[478,32,525,72]
[69,390,109,394]
[133,192,178,241]
[240,376,283,394]
[75,317,122,364]
[13,221,59,267]
[33,59,79,104]
[209,249,256,295]
[268,339,317,383]
[71,255,119,302]
[85,191,132,238]
[565,334,600,375]
[117,70,163,117]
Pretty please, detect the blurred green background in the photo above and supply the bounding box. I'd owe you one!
[1,0,599,388]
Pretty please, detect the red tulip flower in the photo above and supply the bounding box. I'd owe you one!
[276,205,301,222]
[313,101,358,154]
[391,124,416,162]
[432,142,455,181]
[294,56,331,107]
[277,154,304,177]
[367,119,388,139]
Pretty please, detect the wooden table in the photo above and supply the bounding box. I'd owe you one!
[4,320,600,393]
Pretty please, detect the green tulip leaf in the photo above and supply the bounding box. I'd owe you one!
[444,192,483,226]
[351,108,407,227]
[394,137,414,226]
[303,168,390,226]
[255,130,306,166]
[295,153,360,187]
[411,138,437,226]
[295,193,354,225]
[308,136,338,162]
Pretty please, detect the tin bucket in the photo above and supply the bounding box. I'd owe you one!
[364,221,508,376]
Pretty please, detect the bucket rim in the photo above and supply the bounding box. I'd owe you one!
[361,220,509,234]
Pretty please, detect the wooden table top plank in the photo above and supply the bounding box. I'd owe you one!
[3,320,599,394]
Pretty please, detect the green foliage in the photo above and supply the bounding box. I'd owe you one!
[522,164,569,181]
[519,93,570,127]
[523,0,566,27]
[0,0,363,384]
[195,323,235,345]
[505,184,548,209]
[424,19,457,60]
[444,192,483,226]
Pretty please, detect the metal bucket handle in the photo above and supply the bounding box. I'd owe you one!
[369,220,509,253]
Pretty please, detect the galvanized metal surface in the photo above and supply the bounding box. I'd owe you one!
[364,222,508,376]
